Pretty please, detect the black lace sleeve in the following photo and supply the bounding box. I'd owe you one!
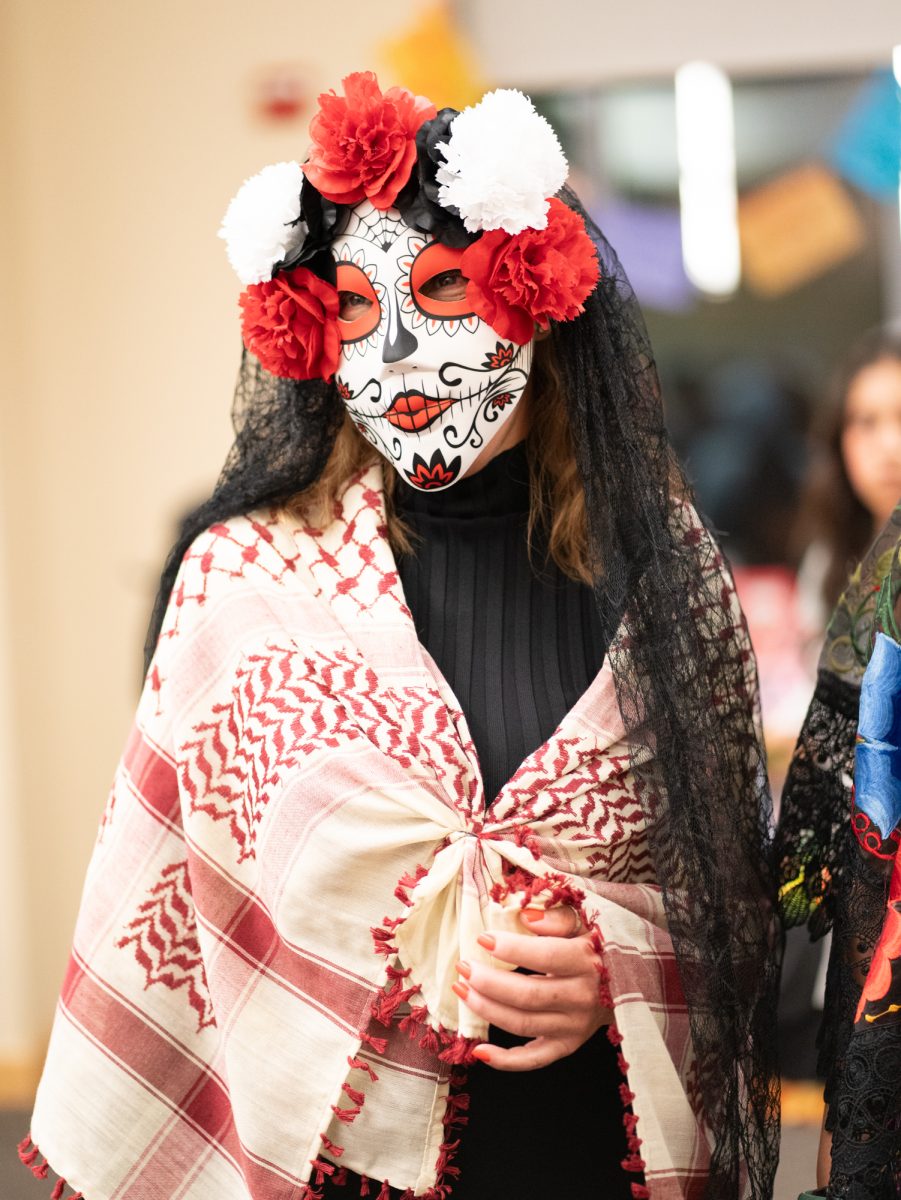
[777,671,859,943]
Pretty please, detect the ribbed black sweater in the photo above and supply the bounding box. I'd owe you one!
[323,442,635,1199]
[395,440,609,804]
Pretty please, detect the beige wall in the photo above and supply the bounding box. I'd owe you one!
[0,0,423,1099]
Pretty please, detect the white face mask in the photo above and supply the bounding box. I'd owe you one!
[331,201,534,490]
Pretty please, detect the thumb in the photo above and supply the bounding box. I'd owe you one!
[518,905,582,937]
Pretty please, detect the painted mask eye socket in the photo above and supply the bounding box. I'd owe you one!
[410,242,474,319]
[336,262,381,342]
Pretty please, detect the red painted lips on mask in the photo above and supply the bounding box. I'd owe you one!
[384,391,457,432]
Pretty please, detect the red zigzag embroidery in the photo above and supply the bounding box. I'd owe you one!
[116,860,215,1030]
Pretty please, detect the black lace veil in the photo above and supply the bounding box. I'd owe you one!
[145,130,780,1200]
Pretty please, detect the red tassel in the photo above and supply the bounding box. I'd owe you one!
[360,1031,388,1054]
[319,1134,345,1158]
[371,978,419,1026]
[18,1135,49,1180]
[400,1003,429,1031]
[343,1083,366,1106]
[631,1186,651,1200]
[50,1181,65,1200]
[348,1055,379,1081]
[311,1156,336,1179]
[596,977,615,1009]
[331,1103,362,1124]
[359,1175,371,1196]
[397,864,429,890]
[333,1167,348,1187]
[377,1180,392,1200]
[418,1025,441,1054]
[371,926,398,957]
[622,1153,647,1173]
[437,1035,478,1064]
[18,1142,39,1168]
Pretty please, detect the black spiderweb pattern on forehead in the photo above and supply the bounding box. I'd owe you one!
[337,205,421,253]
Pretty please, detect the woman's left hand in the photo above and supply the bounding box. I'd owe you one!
[453,906,614,1071]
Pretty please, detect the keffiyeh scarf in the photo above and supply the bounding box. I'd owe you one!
[24,467,729,1200]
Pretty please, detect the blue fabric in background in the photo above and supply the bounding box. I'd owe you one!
[856,631,901,839]
[828,68,901,202]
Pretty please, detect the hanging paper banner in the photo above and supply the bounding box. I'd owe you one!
[379,3,488,111]
[738,162,866,297]
[829,68,901,202]
[591,199,695,312]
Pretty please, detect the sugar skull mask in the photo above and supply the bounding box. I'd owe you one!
[331,201,534,491]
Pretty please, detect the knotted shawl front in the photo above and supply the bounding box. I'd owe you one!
[25,467,718,1200]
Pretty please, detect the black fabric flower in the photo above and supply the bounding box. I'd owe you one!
[396,108,476,249]
[273,176,348,284]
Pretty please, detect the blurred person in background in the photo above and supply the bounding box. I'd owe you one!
[780,326,901,1086]
[18,74,780,1200]
[796,325,901,640]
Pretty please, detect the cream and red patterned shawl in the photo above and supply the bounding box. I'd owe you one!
[23,466,723,1200]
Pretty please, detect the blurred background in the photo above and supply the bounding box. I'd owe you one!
[1,2,900,1195]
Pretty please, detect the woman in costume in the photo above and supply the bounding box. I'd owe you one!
[779,505,901,1199]
[20,74,779,1200]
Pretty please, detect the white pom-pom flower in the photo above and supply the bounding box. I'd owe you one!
[218,161,306,285]
[435,89,568,235]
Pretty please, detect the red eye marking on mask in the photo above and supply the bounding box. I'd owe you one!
[410,242,474,319]
[336,262,381,342]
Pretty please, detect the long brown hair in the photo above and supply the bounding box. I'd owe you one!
[795,326,901,610]
[282,336,597,582]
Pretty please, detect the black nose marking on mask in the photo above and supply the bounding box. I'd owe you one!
[382,292,419,364]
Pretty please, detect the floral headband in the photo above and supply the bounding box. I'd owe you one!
[219,72,600,382]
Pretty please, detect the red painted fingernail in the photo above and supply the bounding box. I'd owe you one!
[455,960,471,979]
[476,933,496,951]
[452,980,469,1001]
[521,907,545,923]
[471,1044,492,1063]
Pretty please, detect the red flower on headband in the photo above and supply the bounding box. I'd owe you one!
[304,71,436,211]
[239,267,340,381]
[461,198,601,345]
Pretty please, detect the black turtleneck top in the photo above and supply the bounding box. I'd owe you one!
[394,440,609,803]
[323,442,635,1199]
